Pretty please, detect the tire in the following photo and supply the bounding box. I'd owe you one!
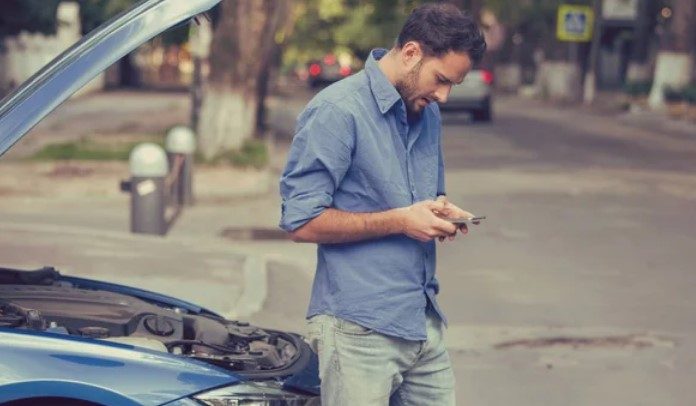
[473,99,492,122]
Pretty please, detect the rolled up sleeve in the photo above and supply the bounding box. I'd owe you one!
[279,102,354,232]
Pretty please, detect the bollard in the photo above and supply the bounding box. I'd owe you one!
[165,126,196,206]
[129,143,169,235]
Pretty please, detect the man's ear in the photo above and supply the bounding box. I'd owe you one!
[400,41,423,68]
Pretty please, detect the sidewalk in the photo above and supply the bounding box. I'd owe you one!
[0,87,319,324]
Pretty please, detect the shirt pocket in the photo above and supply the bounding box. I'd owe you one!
[355,165,410,209]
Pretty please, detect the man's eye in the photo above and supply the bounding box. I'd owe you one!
[438,77,449,84]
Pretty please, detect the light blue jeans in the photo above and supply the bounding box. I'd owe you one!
[306,311,455,405]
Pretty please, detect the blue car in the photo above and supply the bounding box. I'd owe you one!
[0,0,320,405]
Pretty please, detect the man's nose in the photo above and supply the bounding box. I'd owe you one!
[434,85,451,104]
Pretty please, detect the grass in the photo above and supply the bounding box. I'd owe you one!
[31,136,165,161]
[197,139,269,169]
[32,135,269,169]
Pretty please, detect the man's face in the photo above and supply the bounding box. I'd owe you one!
[395,44,473,116]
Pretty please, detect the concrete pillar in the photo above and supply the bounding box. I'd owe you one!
[165,126,196,206]
[129,143,169,235]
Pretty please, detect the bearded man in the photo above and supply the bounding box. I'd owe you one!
[279,4,486,405]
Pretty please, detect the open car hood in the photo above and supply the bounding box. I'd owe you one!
[0,0,220,157]
[0,266,321,396]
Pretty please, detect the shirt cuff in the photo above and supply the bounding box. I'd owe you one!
[279,192,333,232]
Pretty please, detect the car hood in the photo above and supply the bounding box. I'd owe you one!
[0,0,220,157]
[0,266,321,399]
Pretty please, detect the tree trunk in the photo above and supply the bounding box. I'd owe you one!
[197,0,293,160]
[648,0,695,109]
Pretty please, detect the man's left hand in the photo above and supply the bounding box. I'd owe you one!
[433,195,480,242]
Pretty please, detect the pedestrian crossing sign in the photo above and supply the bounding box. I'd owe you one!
[557,4,594,42]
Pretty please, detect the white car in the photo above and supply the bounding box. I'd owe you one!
[439,69,493,121]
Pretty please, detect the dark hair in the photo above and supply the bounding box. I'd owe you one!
[396,3,486,64]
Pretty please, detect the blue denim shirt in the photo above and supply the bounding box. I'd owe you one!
[279,49,447,341]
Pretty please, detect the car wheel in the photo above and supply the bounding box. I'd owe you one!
[474,103,492,122]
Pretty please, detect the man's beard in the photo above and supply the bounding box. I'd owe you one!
[394,60,423,116]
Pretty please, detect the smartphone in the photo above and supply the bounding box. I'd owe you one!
[444,216,486,225]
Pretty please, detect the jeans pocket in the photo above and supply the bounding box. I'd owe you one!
[306,318,324,355]
[334,317,373,336]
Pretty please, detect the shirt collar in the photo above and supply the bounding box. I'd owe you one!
[365,48,402,115]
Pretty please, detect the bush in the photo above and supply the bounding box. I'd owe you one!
[664,83,696,104]
[623,80,652,97]
[664,86,685,103]
[683,84,696,104]
[201,139,269,169]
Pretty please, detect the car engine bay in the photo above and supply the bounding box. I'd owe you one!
[0,267,308,379]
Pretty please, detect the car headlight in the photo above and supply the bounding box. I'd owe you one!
[193,381,320,406]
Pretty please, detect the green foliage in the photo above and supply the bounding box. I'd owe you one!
[31,136,164,161]
[284,0,428,68]
[78,0,135,34]
[484,0,591,61]
[0,0,139,42]
[80,0,187,43]
[0,0,189,45]
[201,139,269,169]
[228,139,269,169]
[623,80,653,97]
[0,0,61,41]
[664,83,696,104]
[683,85,696,104]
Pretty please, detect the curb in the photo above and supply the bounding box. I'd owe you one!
[0,220,279,320]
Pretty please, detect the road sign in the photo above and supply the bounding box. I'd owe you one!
[557,4,594,42]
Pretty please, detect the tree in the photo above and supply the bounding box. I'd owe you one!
[648,0,695,108]
[0,0,137,43]
[0,0,61,43]
[197,0,295,160]
[283,0,435,73]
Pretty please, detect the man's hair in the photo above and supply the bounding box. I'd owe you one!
[396,3,486,64]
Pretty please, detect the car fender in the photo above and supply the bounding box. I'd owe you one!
[0,329,240,405]
[0,380,140,405]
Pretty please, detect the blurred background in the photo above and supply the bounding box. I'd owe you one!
[1,1,695,404]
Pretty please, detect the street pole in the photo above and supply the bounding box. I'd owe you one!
[583,0,603,105]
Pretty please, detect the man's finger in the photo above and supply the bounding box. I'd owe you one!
[426,200,447,211]
[433,220,457,235]
[459,224,469,234]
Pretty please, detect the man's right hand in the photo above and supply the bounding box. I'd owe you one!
[397,200,458,242]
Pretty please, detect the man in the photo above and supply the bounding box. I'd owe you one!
[279,4,486,405]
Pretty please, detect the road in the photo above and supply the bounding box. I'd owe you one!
[1,89,694,404]
[251,95,696,405]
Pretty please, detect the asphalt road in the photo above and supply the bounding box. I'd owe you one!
[252,96,696,405]
[2,89,694,404]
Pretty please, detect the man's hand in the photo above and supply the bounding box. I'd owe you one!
[397,200,458,242]
[434,195,480,242]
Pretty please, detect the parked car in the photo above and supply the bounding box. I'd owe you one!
[438,69,494,121]
[0,1,320,405]
[306,54,352,88]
